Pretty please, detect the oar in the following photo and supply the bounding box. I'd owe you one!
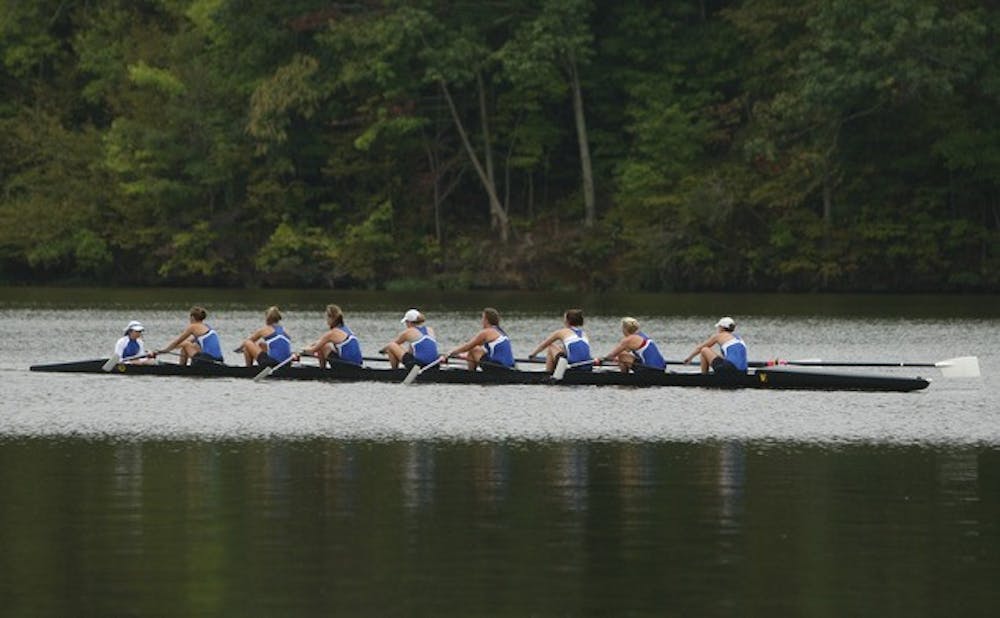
[402,355,448,385]
[552,357,596,381]
[300,350,367,369]
[516,356,546,364]
[102,351,158,371]
[662,358,820,367]
[101,354,121,372]
[154,349,228,366]
[744,356,980,378]
[253,354,297,382]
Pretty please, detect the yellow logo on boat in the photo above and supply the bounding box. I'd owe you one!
[758,372,768,384]
[116,364,126,373]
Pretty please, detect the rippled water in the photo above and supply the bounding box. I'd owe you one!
[1,303,996,444]
[1,291,998,614]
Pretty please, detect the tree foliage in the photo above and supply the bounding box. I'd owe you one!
[1,0,997,291]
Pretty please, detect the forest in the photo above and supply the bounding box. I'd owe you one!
[1,0,998,292]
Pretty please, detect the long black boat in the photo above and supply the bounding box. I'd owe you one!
[29,359,931,392]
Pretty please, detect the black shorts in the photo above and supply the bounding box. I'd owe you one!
[192,352,223,365]
[402,352,438,370]
[325,353,362,370]
[256,351,279,368]
[480,359,514,372]
[711,357,743,375]
[555,353,592,372]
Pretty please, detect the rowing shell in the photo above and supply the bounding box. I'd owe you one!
[29,359,931,392]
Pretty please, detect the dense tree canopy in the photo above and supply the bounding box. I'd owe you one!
[1,0,997,291]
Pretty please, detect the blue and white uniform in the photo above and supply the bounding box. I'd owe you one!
[720,335,748,372]
[631,332,666,370]
[114,336,146,360]
[332,325,363,366]
[196,325,224,360]
[483,326,515,368]
[263,325,293,362]
[409,325,439,366]
[562,327,592,365]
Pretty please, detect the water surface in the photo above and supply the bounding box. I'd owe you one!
[1,290,997,615]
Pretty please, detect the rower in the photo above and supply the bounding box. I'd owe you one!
[445,307,515,371]
[159,306,225,366]
[240,306,293,367]
[384,309,439,370]
[600,317,666,373]
[527,308,593,373]
[683,316,748,374]
[302,304,363,367]
[114,320,155,364]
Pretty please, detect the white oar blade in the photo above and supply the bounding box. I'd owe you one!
[552,357,569,381]
[253,366,274,382]
[101,354,121,372]
[402,364,421,385]
[935,356,980,378]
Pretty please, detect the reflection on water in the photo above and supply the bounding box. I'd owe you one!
[3,439,996,615]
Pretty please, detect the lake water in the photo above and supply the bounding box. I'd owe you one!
[1,289,998,614]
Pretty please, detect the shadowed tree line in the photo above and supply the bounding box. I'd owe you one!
[1,0,997,291]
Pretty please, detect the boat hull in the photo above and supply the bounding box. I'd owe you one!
[28,359,931,392]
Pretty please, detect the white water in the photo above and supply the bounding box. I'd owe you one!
[1,308,995,445]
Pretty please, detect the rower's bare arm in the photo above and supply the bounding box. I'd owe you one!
[246,326,268,342]
[529,331,560,357]
[684,334,718,362]
[306,330,340,354]
[605,337,631,360]
[393,328,413,346]
[162,325,194,352]
[450,330,488,356]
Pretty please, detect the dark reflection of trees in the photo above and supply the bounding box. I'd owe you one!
[0,439,998,615]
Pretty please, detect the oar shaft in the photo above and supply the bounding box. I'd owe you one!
[515,357,546,364]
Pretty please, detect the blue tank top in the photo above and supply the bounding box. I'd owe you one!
[563,327,591,365]
[333,325,363,366]
[196,325,223,360]
[411,325,438,365]
[122,338,141,359]
[632,332,666,370]
[263,325,293,362]
[720,335,748,371]
[483,326,515,368]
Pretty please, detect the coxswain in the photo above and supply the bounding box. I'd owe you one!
[240,306,293,367]
[444,307,516,371]
[600,317,666,373]
[159,306,225,366]
[384,309,439,369]
[682,316,748,374]
[301,304,363,367]
[114,320,155,364]
[527,308,593,373]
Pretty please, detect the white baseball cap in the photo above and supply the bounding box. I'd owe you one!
[715,316,736,329]
[401,308,421,324]
[124,320,145,334]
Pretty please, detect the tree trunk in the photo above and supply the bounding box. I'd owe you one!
[567,52,596,227]
[477,71,499,231]
[424,143,442,245]
[439,80,509,242]
[822,172,833,225]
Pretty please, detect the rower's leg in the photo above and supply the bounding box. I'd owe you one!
[617,353,633,373]
[384,342,405,369]
[467,347,484,371]
[699,347,718,374]
[242,340,260,366]
[179,341,198,366]
[545,345,560,373]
